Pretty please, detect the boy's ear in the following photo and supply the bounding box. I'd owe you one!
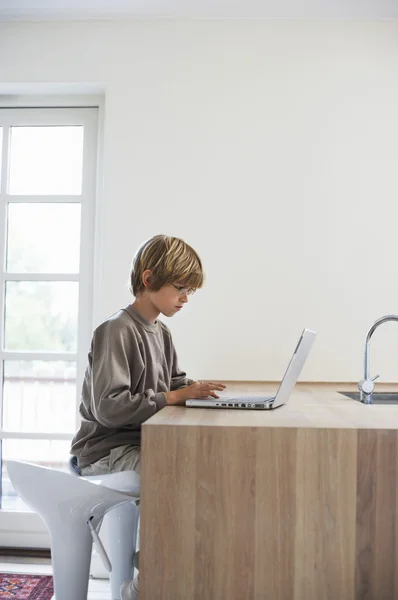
[142,269,153,288]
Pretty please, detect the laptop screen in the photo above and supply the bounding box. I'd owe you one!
[272,329,317,408]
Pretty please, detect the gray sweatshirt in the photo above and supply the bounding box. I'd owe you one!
[71,304,193,468]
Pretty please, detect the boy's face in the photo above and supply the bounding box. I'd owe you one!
[149,282,190,318]
[141,270,196,318]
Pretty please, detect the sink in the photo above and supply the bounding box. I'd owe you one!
[339,392,398,404]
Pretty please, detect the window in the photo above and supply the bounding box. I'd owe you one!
[0,107,97,534]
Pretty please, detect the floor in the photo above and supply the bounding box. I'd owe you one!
[0,556,111,599]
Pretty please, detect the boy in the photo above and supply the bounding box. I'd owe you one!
[71,234,225,600]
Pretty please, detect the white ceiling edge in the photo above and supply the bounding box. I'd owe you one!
[1,0,398,20]
[1,14,398,21]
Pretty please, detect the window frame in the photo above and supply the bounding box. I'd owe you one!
[0,105,99,547]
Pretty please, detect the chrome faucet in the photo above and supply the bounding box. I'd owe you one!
[358,315,398,404]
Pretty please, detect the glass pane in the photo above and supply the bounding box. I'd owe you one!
[1,439,71,511]
[9,126,84,195]
[4,281,78,352]
[0,128,3,189]
[7,203,81,273]
[2,361,77,434]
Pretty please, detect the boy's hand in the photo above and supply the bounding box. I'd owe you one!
[165,381,226,405]
[187,381,226,400]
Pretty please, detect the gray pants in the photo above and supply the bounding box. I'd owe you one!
[80,444,141,478]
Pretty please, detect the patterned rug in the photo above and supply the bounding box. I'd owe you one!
[0,573,54,599]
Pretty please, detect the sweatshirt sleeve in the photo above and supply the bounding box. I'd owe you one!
[170,342,195,391]
[90,320,167,429]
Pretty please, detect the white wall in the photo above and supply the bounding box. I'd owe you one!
[1,20,398,382]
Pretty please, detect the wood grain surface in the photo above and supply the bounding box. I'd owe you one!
[140,384,398,599]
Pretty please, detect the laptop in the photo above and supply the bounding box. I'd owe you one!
[186,328,317,410]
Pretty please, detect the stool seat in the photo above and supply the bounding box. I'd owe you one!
[67,456,140,497]
[83,470,140,497]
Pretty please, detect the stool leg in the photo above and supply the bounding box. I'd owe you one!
[106,502,139,600]
[90,516,110,579]
[49,519,93,600]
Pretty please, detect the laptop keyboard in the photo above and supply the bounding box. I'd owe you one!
[220,396,273,402]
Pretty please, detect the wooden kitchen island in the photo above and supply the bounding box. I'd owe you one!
[139,384,398,600]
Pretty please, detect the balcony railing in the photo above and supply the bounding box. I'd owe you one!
[1,375,76,511]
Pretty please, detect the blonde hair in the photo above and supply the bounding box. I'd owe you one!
[130,235,204,296]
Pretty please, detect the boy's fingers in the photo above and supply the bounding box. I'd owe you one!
[206,382,226,389]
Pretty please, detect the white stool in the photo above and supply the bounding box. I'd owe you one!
[68,457,140,600]
[7,460,137,600]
